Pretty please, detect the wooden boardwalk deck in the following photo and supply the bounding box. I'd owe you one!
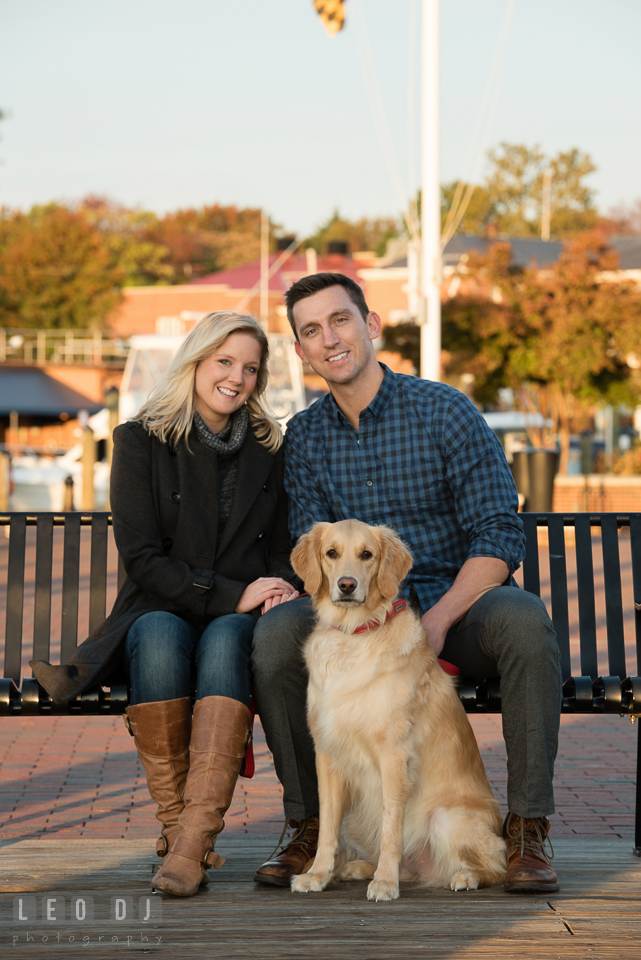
[1,835,640,957]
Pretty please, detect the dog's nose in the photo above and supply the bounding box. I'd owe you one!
[338,577,357,595]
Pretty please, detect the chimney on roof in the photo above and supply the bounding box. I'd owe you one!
[327,241,350,256]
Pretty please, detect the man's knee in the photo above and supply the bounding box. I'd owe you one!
[251,597,314,680]
[473,587,559,664]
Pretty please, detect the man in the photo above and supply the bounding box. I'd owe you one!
[251,272,562,893]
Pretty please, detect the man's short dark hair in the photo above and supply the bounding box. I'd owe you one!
[285,272,370,338]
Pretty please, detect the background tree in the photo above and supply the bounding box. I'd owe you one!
[441,233,641,472]
[440,181,494,235]
[77,195,174,286]
[441,142,597,239]
[601,199,641,236]
[0,204,123,329]
[305,209,400,256]
[147,204,270,281]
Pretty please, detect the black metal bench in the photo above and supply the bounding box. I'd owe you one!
[1,511,640,854]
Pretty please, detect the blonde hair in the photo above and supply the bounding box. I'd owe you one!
[136,312,282,453]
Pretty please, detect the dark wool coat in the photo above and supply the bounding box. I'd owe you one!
[30,420,297,703]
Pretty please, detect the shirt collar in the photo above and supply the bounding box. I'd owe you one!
[327,363,399,424]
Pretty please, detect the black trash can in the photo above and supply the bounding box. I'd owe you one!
[510,448,559,512]
[510,451,530,504]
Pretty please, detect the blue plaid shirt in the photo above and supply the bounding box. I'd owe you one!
[284,365,525,611]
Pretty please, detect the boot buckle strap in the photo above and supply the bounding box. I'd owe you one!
[204,848,225,870]
[171,833,225,870]
[156,835,169,858]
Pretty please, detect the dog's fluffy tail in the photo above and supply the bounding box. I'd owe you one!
[408,805,507,889]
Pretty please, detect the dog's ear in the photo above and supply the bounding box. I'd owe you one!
[376,527,413,599]
[291,522,331,597]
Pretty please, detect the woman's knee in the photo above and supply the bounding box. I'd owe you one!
[126,611,193,659]
[198,614,254,666]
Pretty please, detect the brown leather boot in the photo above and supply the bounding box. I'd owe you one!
[503,813,559,893]
[125,698,191,859]
[152,695,250,897]
[253,815,319,887]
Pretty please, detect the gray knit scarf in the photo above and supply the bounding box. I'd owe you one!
[193,406,248,534]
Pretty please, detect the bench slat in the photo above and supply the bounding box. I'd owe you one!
[600,514,627,680]
[521,514,540,597]
[574,514,598,678]
[630,514,641,677]
[32,516,54,662]
[89,515,109,635]
[4,514,26,683]
[60,514,81,663]
[548,514,571,680]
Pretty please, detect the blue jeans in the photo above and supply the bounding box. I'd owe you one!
[125,611,254,707]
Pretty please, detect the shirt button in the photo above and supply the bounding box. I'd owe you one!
[257,532,265,539]
[170,491,180,504]
[162,537,173,550]
[366,480,373,487]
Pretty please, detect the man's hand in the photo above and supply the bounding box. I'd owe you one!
[420,556,510,658]
[420,606,450,658]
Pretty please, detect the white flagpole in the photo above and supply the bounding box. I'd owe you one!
[420,0,441,381]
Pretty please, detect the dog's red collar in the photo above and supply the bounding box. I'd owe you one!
[341,598,407,635]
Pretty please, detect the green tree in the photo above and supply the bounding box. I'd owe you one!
[440,182,494,236]
[305,210,400,257]
[0,203,123,329]
[77,196,174,286]
[442,142,597,239]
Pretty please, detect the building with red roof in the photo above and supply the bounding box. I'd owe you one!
[108,249,374,340]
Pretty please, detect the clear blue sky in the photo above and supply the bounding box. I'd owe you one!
[1,0,639,235]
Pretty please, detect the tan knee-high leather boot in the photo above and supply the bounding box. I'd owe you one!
[125,698,192,859]
[152,695,250,897]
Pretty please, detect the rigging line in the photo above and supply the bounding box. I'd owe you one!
[441,0,514,236]
[441,0,514,239]
[441,0,515,244]
[232,235,305,313]
[353,2,418,241]
[352,0,419,242]
[441,0,515,248]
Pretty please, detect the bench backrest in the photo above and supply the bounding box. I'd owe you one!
[1,513,124,684]
[1,511,641,685]
[521,513,641,682]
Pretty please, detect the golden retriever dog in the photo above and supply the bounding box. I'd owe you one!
[289,519,506,902]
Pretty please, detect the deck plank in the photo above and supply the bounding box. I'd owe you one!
[1,837,640,957]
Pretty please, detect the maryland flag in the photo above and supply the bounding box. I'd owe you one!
[313,0,346,36]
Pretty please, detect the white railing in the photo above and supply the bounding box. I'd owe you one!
[0,329,130,366]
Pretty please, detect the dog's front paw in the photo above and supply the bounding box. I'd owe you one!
[366,878,400,902]
[450,871,481,891]
[291,872,329,894]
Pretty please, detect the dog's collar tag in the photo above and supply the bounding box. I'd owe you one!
[349,598,407,635]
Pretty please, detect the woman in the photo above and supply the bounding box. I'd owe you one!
[31,312,299,897]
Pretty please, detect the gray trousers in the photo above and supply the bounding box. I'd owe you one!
[251,586,561,821]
